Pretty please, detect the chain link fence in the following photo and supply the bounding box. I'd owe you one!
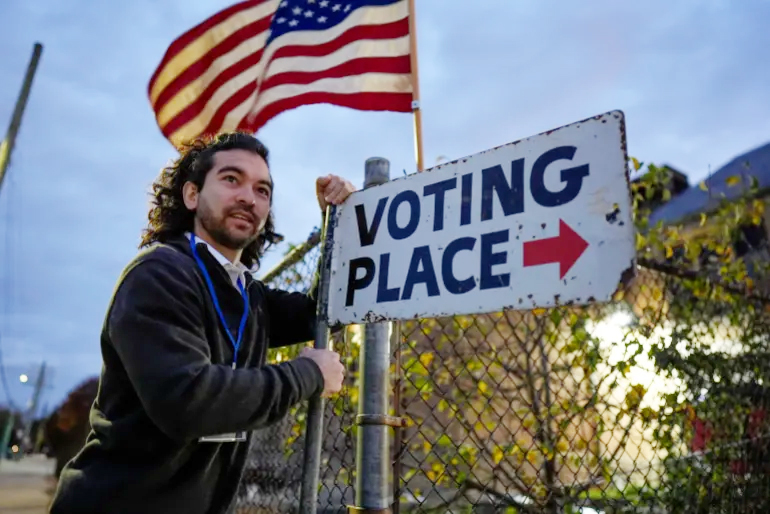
[235,226,770,513]
[235,230,359,513]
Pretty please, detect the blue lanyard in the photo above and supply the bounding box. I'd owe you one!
[189,234,250,369]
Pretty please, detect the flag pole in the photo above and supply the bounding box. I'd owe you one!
[407,0,424,173]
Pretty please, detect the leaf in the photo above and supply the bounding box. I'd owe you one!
[522,416,535,430]
[631,156,641,171]
[700,213,708,227]
[699,181,708,191]
[636,232,647,250]
[492,446,504,464]
[725,175,741,187]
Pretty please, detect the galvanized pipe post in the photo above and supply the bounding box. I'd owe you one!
[351,158,394,513]
[299,205,336,514]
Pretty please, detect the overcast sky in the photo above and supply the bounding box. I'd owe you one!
[0,0,768,410]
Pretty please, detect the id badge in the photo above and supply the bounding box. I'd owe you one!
[198,431,247,443]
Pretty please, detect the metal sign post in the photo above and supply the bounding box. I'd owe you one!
[299,204,336,514]
[349,158,399,514]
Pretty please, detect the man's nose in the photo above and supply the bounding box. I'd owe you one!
[235,187,256,207]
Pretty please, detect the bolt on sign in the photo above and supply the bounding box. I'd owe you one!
[326,110,636,325]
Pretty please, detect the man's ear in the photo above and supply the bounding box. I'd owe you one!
[182,182,199,211]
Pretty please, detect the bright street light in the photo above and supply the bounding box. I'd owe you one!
[19,374,28,383]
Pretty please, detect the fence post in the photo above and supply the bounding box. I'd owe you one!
[351,158,393,512]
[299,205,336,514]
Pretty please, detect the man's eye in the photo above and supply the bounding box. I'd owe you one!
[224,175,237,183]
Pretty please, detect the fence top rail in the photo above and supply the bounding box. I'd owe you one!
[259,228,322,284]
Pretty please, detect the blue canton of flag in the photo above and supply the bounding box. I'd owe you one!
[267,0,403,44]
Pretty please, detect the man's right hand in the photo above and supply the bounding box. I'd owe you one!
[299,347,345,397]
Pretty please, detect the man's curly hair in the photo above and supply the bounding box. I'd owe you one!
[140,132,283,269]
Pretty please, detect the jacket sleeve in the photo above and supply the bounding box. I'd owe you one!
[107,256,325,443]
[264,283,318,348]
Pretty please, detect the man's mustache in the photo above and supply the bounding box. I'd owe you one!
[225,206,257,224]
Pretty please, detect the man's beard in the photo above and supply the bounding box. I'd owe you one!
[197,199,261,251]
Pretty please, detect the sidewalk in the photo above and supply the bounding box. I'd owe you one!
[0,454,56,514]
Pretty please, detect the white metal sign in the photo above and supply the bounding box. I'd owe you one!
[326,110,636,325]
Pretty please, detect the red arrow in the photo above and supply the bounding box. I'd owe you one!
[523,219,589,279]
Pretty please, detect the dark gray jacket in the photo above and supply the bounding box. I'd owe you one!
[49,236,324,513]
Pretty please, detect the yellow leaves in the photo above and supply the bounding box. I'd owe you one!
[492,446,504,465]
[477,381,489,395]
[532,308,547,316]
[425,462,445,484]
[725,175,741,187]
[635,232,648,251]
[556,439,569,453]
[665,245,674,259]
[631,156,642,171]
[522,415,536,430]
[700,213,708,227]
[419,352,434,369]
[699,181,709,191]
[525,450,539,465]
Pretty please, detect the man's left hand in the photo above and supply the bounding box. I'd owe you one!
[316,174,356,211]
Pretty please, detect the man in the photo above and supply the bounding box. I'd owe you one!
[49,132,353,513]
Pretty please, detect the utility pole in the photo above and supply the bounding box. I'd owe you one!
[22,362,46,453]
[0,42,43,194]
[0,412,14,463]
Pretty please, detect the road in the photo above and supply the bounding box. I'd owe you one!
[0,455,56,514]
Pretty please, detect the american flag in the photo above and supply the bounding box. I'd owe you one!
[148,0,413,147]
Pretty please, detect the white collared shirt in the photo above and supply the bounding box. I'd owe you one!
[186,232,256,290]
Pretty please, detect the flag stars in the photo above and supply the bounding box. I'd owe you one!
[319,0,329,6]
[304,9,314,17]
[344,4,351,12]
[276,17,287,23]
[332,4,341,11]
[307,0,316,3]
[292,6,302,15]
[317,15,327,22]
[279,0,288,7]
[289,19,299,26]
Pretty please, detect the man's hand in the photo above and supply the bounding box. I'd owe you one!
[300,347,345,397]
[316,174,356,212]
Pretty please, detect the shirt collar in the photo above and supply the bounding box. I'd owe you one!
[185,232,256,287]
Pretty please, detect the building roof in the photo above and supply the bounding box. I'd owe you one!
[649,141,770,225]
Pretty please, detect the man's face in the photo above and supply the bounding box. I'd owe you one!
[185,149,272,252]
